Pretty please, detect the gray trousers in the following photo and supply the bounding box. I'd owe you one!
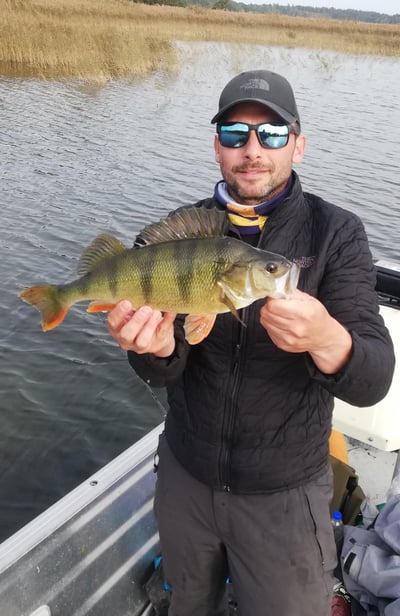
[154,434,336,616]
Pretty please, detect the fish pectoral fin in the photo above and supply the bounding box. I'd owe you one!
[184,314,217,345]
[87,301,117,313]
[217,281,245,325]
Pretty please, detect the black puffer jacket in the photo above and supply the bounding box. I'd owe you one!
[128,173,395,493]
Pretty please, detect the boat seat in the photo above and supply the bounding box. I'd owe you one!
[333,305,400,452]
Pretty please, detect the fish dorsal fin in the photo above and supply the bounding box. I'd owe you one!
[135,206,228,247]
[77,233,127,276]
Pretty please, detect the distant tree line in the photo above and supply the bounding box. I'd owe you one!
[133,0,400,24]
[229,3,400,24]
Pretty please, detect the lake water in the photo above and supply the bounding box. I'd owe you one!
[1,42,399,542]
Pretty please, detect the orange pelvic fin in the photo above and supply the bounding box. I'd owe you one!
[184,314,217,345]
[87,301,117,313]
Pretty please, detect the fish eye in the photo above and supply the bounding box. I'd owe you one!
[266,262,278,274]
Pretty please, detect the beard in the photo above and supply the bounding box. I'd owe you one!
[226,163,289,205]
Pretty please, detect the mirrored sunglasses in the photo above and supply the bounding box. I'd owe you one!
[217,122,300,149]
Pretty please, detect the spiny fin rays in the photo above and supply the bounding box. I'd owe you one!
[77,234,127,276]
[135,207,229,247]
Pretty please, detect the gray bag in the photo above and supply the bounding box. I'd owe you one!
[341,495,400,615]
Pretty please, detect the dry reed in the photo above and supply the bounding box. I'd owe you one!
[1,0,399,80]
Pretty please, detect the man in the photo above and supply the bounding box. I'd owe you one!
[108,70,395,615]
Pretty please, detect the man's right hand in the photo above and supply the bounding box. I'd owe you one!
[107,300,176,357]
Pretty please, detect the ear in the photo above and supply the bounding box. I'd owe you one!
[292,134,306,164]
[214,134,221,163]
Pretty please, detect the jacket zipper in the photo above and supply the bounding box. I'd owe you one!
[218,226,268,490]
[219,308,248,491]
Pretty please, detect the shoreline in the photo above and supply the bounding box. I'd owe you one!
[2,0,400,81]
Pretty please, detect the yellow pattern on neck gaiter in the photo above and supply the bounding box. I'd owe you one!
[227,210,268,232]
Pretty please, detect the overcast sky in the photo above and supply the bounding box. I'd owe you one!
[243,0,398,14]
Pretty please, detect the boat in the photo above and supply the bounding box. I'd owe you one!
[0,423,164,616]
[0,261,399,616]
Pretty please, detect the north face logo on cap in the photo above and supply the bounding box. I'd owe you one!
[240,78,270,91]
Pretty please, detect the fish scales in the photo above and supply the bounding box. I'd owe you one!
[63,239,223,313]
[139,241,157,306]
[175,240,192,305]
[107,256,120,299]
[131,238,226,312]
[170,238,211,309]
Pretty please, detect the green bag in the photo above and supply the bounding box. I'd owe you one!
[330,455,365,525]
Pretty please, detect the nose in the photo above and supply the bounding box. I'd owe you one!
[243,128,263,157]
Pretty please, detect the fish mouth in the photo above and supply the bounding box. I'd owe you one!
[274,263,300,298]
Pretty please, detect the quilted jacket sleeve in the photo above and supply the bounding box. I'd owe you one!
[306,214,395,406]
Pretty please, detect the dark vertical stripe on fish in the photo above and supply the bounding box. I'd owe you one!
[174,241,191,304]
[139,244,156,304]
[105,257,119,298]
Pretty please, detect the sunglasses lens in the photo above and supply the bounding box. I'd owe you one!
[258,124,290,148]
[218,123,249,148]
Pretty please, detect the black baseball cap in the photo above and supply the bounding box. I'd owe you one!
[211,69,300,128]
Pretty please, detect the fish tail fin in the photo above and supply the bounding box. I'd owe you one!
[19,285,68,331]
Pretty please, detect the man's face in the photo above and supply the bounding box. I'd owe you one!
[214,102,306,206]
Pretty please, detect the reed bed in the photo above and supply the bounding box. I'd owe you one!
[1,0,399,80]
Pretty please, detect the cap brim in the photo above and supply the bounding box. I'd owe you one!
[211,98,298,126]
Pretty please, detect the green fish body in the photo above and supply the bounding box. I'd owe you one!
[19,207,299,344]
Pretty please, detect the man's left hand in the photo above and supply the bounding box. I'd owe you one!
[259,289,353,374]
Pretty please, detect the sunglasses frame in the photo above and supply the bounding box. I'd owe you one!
[216,121,300,149]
